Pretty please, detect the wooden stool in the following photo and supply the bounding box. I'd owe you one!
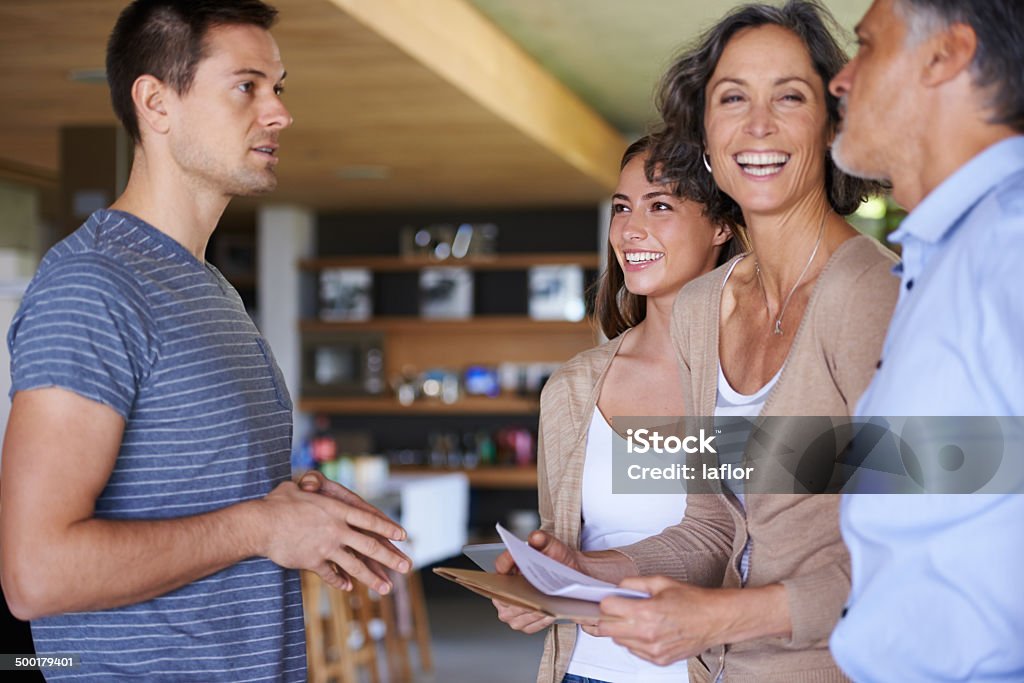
[302,570,434,683]
[377,570,433,682]
[301,571,380,683]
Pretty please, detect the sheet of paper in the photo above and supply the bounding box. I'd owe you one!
[495,523,648,602]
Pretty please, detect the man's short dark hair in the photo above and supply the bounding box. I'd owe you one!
[106,0,279,143]
[895,0,1024,133]
[649,0,884,228]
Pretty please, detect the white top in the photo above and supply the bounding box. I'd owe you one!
[566,409,688,682]
[713,257,782,587]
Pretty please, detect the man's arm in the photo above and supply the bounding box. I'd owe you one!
[0,388,410,620]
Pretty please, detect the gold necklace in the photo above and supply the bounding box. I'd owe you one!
[754,214,826,336]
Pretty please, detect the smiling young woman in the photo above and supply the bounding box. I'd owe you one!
[492,135,735,683]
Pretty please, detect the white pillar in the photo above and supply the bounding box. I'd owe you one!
[257,205,313,432]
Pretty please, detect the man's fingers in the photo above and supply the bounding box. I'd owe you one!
[297,471,323,492]
[298,471,405,531]
[336,502,408,545]
[329,547,394,595]
[317,562,352,592]
[363,556,394,586]
[340,522,411,574]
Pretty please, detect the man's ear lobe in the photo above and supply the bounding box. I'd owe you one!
[132,75,171,136]
[922,22,977,88]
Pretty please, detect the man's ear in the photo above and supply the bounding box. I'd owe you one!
[921,22,977,88]
[132,75,171,136]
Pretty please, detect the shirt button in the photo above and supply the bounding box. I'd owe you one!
[841,607,849,618]
[876,359,883,370]
[906,279,914,291]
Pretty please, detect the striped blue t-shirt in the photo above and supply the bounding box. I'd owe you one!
[7,209,305,681]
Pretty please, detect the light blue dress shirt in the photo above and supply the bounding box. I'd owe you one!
[832,137,1024,682]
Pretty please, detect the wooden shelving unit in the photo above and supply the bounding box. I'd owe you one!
[299,395,539,415]
[299,252,600,272]
[301,250,599,489]
[390,465,538,489]
[300,317,593,335]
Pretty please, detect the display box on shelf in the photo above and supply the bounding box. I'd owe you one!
[419,267,473,319]
[528,265,585,321]
[319,267,372,321]
[302,332,385,396]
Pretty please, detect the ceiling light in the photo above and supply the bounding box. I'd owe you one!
[334,165,391,181]
[68,68,107,84]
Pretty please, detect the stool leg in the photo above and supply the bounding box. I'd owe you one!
[408,570,434,674]
[380,591,412,682]
[353,585,382,683]
[300,572,328,683]
[326,586,360,683]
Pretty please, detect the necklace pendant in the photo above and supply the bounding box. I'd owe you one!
[773,320,783,335]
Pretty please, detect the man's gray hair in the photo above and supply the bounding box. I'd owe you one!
[892,0,1024,132]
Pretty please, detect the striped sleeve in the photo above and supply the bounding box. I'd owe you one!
[8,255,156,418]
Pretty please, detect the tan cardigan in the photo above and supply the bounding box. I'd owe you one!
[533,334,734,683]
[618,235,900,682]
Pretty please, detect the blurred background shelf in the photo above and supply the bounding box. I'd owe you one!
[391,465,537,489]
[299,395,540,415]
[300,317,593,334]
[299,252,600,272]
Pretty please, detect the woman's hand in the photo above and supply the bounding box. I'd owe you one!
[491,597,555,634]
[495,530,585,572]
[593,578,790,665]
[490,531,581,634]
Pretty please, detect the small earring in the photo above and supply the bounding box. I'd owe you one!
[702,153,712,173]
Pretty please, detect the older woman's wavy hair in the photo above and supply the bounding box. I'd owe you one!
[648,0,886,232]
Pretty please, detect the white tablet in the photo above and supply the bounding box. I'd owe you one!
[461,542,506,573]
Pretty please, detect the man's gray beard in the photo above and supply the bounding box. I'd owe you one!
[831,130,890,184]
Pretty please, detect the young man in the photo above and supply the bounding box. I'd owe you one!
[1,2,410,680]
[828,0,1024,680]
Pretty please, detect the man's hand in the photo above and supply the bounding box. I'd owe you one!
[295,470,409,592]
[256,479,410,595]
[594,576,732,666]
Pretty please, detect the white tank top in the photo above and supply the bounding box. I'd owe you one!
[566,408,688,682]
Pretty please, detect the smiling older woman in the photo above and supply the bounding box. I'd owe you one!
[506,2,902,682]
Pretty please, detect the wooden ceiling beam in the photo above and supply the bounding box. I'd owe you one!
[326,0,627,191]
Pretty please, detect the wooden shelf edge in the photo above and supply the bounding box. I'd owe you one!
[391,465,537,489]
[299,252,600,272]
[300,316,596,334]
[299,396,540,415]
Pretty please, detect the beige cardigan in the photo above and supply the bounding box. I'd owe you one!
[533,334,734,683]
[618,235,900,682]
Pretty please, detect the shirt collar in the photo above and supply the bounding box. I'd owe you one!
[891,135,1024,245]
